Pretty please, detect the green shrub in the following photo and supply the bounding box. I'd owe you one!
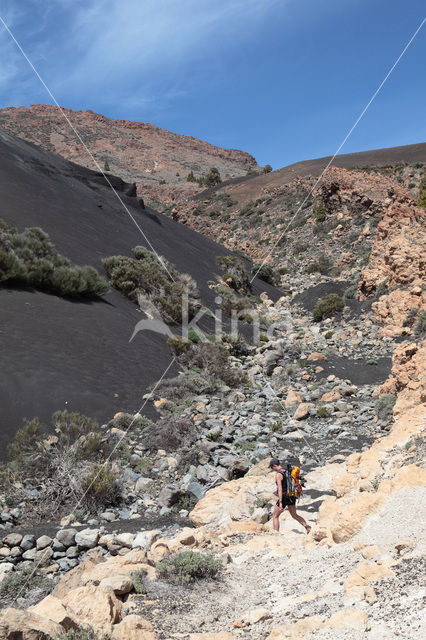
[317,406,331,418]
[131,571,147,594]
[313,294,345,322]
[414,310,426,337]
[0,222,108,297]
[0,565,52,600]
[156,551,222,585]
[252,263,279,285]
[375,394,396,421]
[186,171,196,182]
[103,246,199,323]
[56,627,106,640]
[418,170,426,208]
[306,253,332,275]
[315,205,326,223]
[344,284,358,299]
[263,164,273,173]
[81,465,120,511]
[324,331,334,339]
[216,255,251,293]
[167,335,191,357]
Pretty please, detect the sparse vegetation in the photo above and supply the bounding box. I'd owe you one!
[216,255,251,293]
[56,627,108,640]
[413,310,426,337]
[313,294,345,322]
[0,564,53,600]
[418,169,426,208]
[131,571,147,594]
[306,253,332,275]
[103,245,199,323]
[263,164,273,173]
[317,406,331,418]
[375,394,396,421]
[156,550,222,585]
[0,220,108,298]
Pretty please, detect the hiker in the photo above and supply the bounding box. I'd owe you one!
[269,458,311,533]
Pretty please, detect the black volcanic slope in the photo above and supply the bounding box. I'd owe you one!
[0,130,280,452]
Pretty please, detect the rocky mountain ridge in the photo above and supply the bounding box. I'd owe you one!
[0,104,260,209]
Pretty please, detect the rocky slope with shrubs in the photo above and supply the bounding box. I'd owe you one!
[0,198,424,637]
[0,105,261,209]
[0,132,425,638]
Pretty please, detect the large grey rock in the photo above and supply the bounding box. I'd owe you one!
[187,482,205,501]
[132,529,160,550]
[35,547,54,567]
[65,546,79,558]
[158,487,181,507]
[36,535,52,550]
[74,528,100,549]
[100,511,116,522]
[134,477,152,493]
[2,533,23,547]
[0,563,14,582]
[116,532,135,548]
[56,528,77,548]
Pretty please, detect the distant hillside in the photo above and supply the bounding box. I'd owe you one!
[172,144,426,289]
[0,129,278,452]
[0,104,260,210]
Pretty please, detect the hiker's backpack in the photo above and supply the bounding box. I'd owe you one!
[278,465,303,499]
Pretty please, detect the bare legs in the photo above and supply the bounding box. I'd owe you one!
[273,503,311,532]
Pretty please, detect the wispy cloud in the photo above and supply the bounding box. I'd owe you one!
[0,0,282,111]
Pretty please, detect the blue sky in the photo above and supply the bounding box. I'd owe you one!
[0,0,425,169]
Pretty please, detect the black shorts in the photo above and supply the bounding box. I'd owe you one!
[276,496,296,507]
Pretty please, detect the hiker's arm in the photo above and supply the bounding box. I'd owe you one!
[276,473,283,507]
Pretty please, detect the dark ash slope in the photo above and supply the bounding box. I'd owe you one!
[0,130,280,452]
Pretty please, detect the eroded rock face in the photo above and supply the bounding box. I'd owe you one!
[0,105,259,208]
[0,607,63,640]
[377,339,426,414]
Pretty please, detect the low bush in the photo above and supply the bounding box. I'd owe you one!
[81,465,120,511]
[4,411,120,519]
[103,246,199,324]
[315,205,326,223]
[418,169,426,208]
[216,255,251,293]
[131,571,147,594]
[252,263,279,285]
[0,221,108,298]
[178,342,244,388]
[143,416,195,452]
[413,310,426,337]
[306,253,332,275]
[313,294,345,322]
[56,627,106,640]
[344,284,358,299]
[156,550,222,585]
[0,565,52,600]
[375,394,396,421]
[317,406,331,418]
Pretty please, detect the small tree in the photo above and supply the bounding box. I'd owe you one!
[263,164,272,173]
[104,159,110,172]
[186,171,196,182]
[203,167,221,187]
[418,170,426,208]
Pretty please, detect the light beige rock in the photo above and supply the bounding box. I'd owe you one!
[327,608,368,631]
[344,562,394,597]
[29,594,79,631]
[189,633,237,640]
[52,552,105,599]
[294,403,310,420]
[320,390,342,402]
[61,585,122,632]
[241,607,271,624]
[268,615,324,638]
[111,614,157,639]
[189,473,273,527]
[0,607,63,639]
[307,352,327,361]
[284,389,302,408]
[361,544,381,559]
[99,574,134,595]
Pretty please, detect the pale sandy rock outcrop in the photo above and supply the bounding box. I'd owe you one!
[344,561,394,597]
[52,553,105,599]
[0,607,63,639]
[267,615,325,638]
[294,403,310,420]
[60,585,121,633]
[373,289,426,335]
[377,339,426,415]
[189,473,274,527]
[99,574,134,595]
[189,633,237,640]
[327,608,368,631]
[110,614,157,640]
[29,594,79,631]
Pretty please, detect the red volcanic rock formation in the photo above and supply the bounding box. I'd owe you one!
[0,104,259,208]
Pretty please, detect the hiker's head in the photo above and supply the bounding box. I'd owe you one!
[268,457,280,471]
